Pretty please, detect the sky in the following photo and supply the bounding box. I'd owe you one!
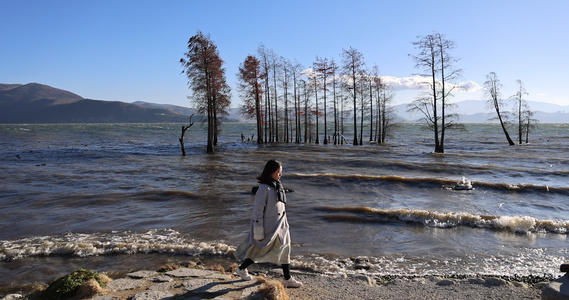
[2,0,568,108]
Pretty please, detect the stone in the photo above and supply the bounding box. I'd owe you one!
[205,273,234,280]
[127,270,158,279]
[166,267,218,278]
[436,279,455,286]
[542,273,569,300]
[147,281,175,291]
[355,275,374,285]
[560,264,569,273]
[485,277,509,286]
[132,290,174,300]
[0,294,23,300]
[106,278,145,291]
[511,281,528,288]
[467,278,486,285]
[183,278,216,293]
[147,275,173,282]
[91,296,121,300]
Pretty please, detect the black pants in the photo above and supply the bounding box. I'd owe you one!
[239,258,291,280]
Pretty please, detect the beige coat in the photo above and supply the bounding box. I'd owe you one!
[248,183,290,247]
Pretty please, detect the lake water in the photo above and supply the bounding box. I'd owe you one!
[1,122,568,290]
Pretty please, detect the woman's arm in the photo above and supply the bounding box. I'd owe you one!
[251,185,268,240]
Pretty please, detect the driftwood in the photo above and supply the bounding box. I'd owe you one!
[179,114,195,156]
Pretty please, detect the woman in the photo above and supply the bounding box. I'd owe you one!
[234,159,302,288]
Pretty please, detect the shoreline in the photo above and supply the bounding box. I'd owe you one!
[3,257,550,300]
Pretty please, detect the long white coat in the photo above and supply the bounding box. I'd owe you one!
[248,183,290,247]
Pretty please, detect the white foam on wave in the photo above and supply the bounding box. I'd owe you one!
[1,228,566,277]
[0,229,235,261]
[292,249,565,278]
[363,207,569,234]
[492,216,537,233]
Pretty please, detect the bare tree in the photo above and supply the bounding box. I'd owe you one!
[291,61,304,143]
[408,32,462,153]
[270,51,281,142]
[484,72,515,145]
[309,70,320,143]
[179,114,195,156]
[280,57,292,142]
[300,79,311,143]
[257,44,272,144]
[342,47,365,145]
[379,84,396,143]
[329,59,340,145]
[357,72,368,145]
[370,65,381,142]
[313,57,336,144]
[522,108,539,143]
[511,79,530,144]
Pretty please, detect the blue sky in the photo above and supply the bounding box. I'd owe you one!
[2,0,568,107]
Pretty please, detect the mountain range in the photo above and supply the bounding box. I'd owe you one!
[0,83,193,123]
[1,83,567,124]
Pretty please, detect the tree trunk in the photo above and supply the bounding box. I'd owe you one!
[179,115,194,156]
[518,100,523,144]
[315,82,319,144]
[496,108,515,145]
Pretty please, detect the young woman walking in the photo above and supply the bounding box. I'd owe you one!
[234,159,302,288]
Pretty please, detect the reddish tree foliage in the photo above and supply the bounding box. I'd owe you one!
[180,31,231,153]
[237,55,265,144]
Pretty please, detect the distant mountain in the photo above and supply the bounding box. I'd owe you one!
[133,101,243,122]
[133,101,194,116]
[393,100,568,123]
[0,83,191,123]
[1,83,566,124]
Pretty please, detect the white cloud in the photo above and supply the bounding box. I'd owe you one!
[297,70,484,95]
[381,75,429,90]
[457,80,483,93]
[381,75,483,93]
[300,68,315,77]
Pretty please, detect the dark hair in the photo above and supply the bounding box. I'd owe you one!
[257,159,282,184]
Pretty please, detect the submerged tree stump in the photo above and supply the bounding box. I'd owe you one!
[179,114,194,156]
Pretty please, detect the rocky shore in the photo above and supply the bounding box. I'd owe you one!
[2,257,556,300]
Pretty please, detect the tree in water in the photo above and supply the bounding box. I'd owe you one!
[408,32,462,153]
[180,30,231,153]
[313,56,335,144]
[484,72,515,145]
[341,47,365,146]
[237,55,265,144]
[510,79,537,144]
[179,114,194,156]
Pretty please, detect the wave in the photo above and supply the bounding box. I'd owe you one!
[291,173,569,195]
[0,229,233,262]
[1,228,565,279]
[317,206,569,234]
[0,228,566,278]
